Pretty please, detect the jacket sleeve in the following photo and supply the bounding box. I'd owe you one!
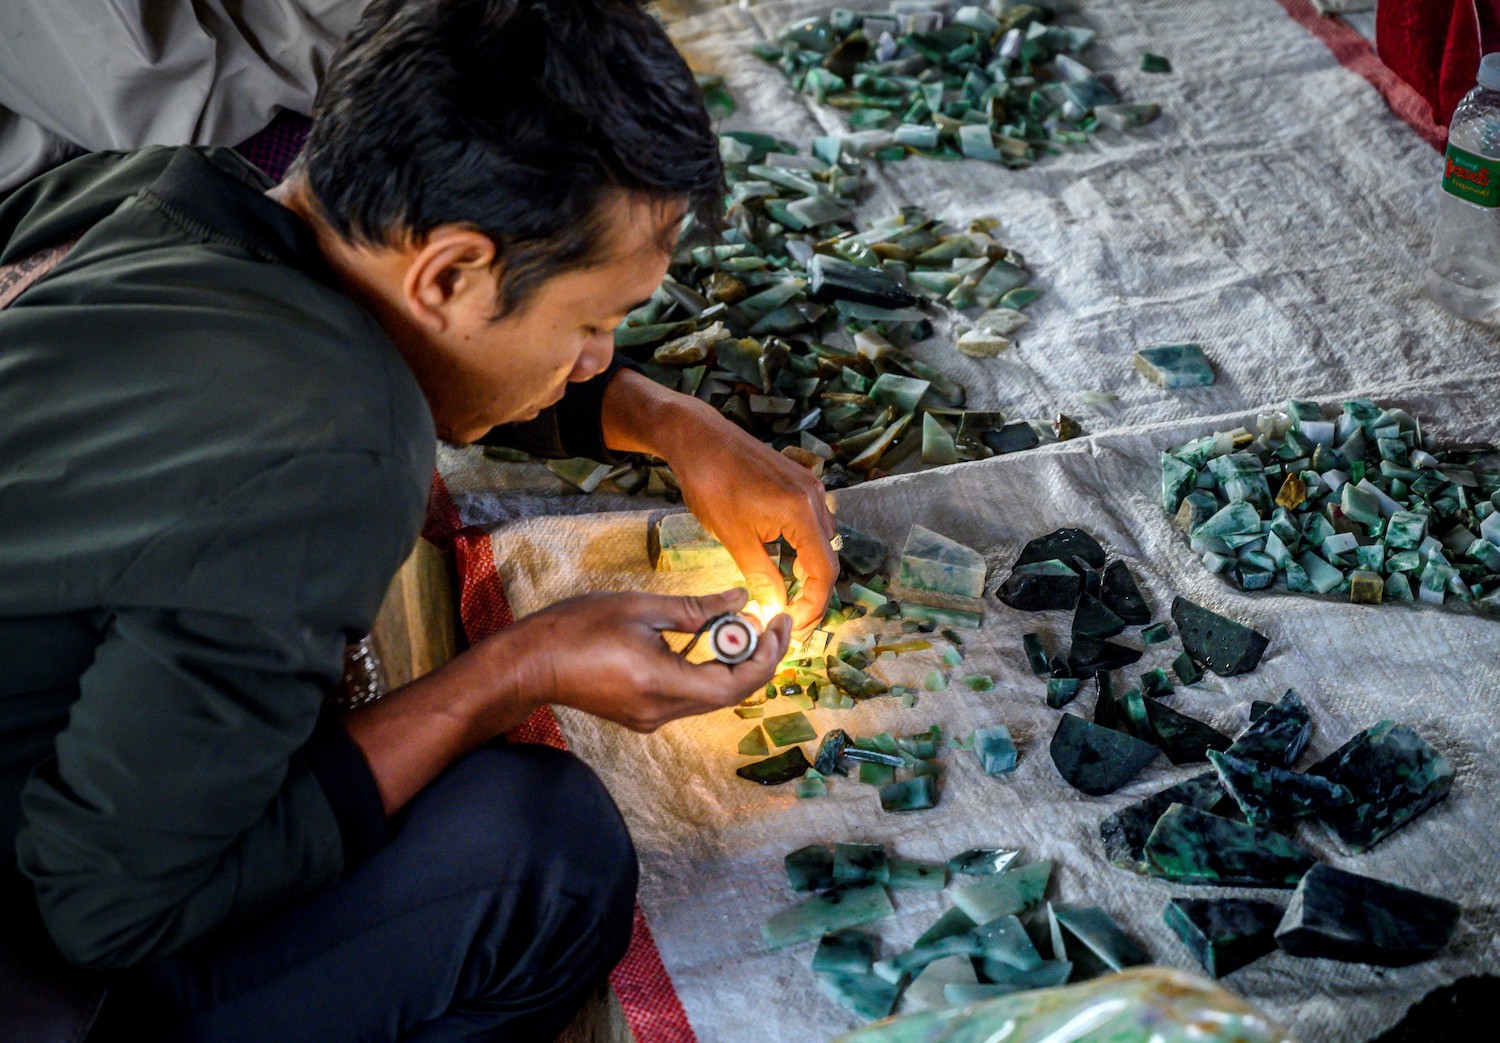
[476,355,644,461]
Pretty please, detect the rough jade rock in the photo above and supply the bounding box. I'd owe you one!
[648,512,734,571]
[1144,804,1316,888]
[858,761,896,787]
[1164,898,1284,978]
[898,525,987,599]
[814,729,851,776]
[738,726,770,756]
[817,970,900,1021]
[797,775,828,799]
[1307,721,1454,852]
[837,521,888,575]
[948,849,1020,876]
[903,954,979,1012]
[786,843,835,892]
[1145,700,1233,765]
[737,746,811,785]
[764,711,817,747]
[827,658,890,698]
[1023,632,1051,674]
[764,881,897,951]
[1066,636,1144,677]
[887,858,949,891]
[1141,53,1173,73]
[1171,596,1270,676]
[1141,667,1173,698]
[1134,344,1215,388]
[962,673,995,692]
[813,929,877,975]
[875,915,1040,987]
[1274,864,1460,966]
[1101,561,1151,624]
[1071,592,1126,640]
[914,907,978,949]
[1046,677,1082,708]
[1226,689,1311,768]
[1017,528,1108,571]
[997,559,1082,611]
[1172,652,1204,687]
[973,725,1018,775]
[880,775,938,812]
[951,861,1053,925]
[1050,903,1148,972]
[1208,749,1354,829]
[834,842,890,884]
[1099,772,1223,872]
[1050,714,1160,796]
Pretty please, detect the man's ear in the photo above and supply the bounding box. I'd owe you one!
[402,226,498,333]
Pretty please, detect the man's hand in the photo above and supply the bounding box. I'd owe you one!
[510,587,791,732]
[601,368,839,636]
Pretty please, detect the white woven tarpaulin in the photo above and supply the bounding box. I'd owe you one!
[438,2,1500,1040]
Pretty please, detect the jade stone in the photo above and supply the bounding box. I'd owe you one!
[548,457,613,493]
[1274,864,1460,966]
[764,882,897,951]
[737,747,811,785]
[837,521,888,575]
[982,423,1040,455]
[904,954,980,1012]
[648,512,733,571]
[786,843,835,892]
[1145,700,1232,765]
[1050,714,1160,795]
[826,658,890,698]
[813,929,877,975]
[1208,749,1354,829]
[888,858,949,891]
[1046,677,1082,708]
[1099,561,1150,623]
[1099,772,1223,872]
[738,726,770,756]
[1141,621,1172,645]
[1141,668,1173,698]
[1092,672,1120,729]
[1066,636,1144,677]
[858,761,896,787]
[1163,898,1283,978]
[949,849,1020,876]
[869,373,930,413]
[951,861,1053,925]
[1144,804,1316,888]
[814,729,851,776]
[1171,597,1270,676]
[1072,592,1126,640]
[1141,53,1173,73]
[764,711,817,747]
[1118,686,1152,742]
[948,962,1073,1001]
[1017,528,1108,570]
[973,726,1018,775]
[797,776,828,799]
[920,413,959,466]
[1307,721,1454,852]
[816,971,899,1021]
[1161,453,1197,514]
[1023,633,1050,674]
[1134,344,1215,388]
[914,907,977,948]
[962,673,995,692]
[997,559,1082,611]
[874,915,1039,986]
[834,843,890,884]
[1225,688,1310,768]
[880,775,938,812]
[898,524,987,599]
[1050,904,1148,972]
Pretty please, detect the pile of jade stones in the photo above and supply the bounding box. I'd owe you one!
[765,845,1150,1020]
[1160,398,1500,609]
[757,2,1162,166]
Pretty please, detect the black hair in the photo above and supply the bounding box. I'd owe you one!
[299,0,723,315]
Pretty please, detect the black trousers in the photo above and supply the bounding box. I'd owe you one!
[93,743,638,1042]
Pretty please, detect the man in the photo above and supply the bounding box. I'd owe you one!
[0,0,837,1038]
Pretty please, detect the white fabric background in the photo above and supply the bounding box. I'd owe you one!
[440,2,1500,1040]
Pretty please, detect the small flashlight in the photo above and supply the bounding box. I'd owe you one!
[706,613,760,665]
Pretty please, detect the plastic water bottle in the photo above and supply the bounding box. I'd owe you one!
[1425,53,1500,321]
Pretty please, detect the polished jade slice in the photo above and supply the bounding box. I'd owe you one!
[786,843,834,892]
[1023,633,1050,674]
[888,857,949,891]
[1144,804,1315,888]
[880,775,938,812]
[997,559,1082,611]
[1134,344,1214,388]
[948,849,1020,876]
[813,929,877,975]
[898,524,987,599]
[1274,864,1460,966]
[1145,700,1232,765]
[1164,897,1283,978]
[737,747,810,785]
[1050,713,1160,795]
[833,843,889,885]
[1098,772,1223,872]
[899,601,985,629]
[1046,677,1082,708]
[836,521,888,575]
[1140,668,1173,698]
[972,726,1018,775]
[846,745,904,769]
[1171,597,1269,676]
[738,726,770,756]
[817,970,900,1020]
[764,711,817,747]
[1307,720,1454,852]
[1208,749,1353,828]
[915,908,977,951]
[808,253,919,309]
[951,860,1052,924]
[870,373,930,413]
[648,512,734,571]
[827,658,890,698]
[1225,688,1310,768]
[1341,481,1383,525]
[1071,592,1126,640]
[921,412,959,465]
[897,726,943,760]
[1050,903,1148,972]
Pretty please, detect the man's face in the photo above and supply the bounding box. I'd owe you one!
[410,192,680,443]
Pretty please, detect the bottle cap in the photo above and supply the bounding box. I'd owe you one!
[1479,53,1500,91]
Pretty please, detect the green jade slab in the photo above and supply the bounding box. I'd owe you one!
[1134,344,1215,388]
[920,413,959,466]
[997,559,1082,611]
[1208,749,1354,829]
[813,929,878,975]
[763,711,817,747]
[887,857,949,891]
[817,970,900,1021]
[951,860,1053,924]
[826,658,890,698]
[1051,713,1160,795]
[786,843,834,892]
[1274,863,1460,966]
[1307,721,1454,852]
[858,762,896,787]
[1145,700,1233,765]
[875,915,1040,989]
[972,725,1018,775]
[836,521,888,575]
[1171,596,1270,676]
[1046,677,1082,708]
[1072,592,1126,640]
[869,373,930,413]
[763,882,896,951]
[1225,688,1310,768]
[914,907,978,948]
[834,843,889,884]
[737,747,810,785]
[1099,772,1223,873]
[648,512,735,571]
[1144,804,1316,888]
[1163,897,1284,979]
[1101,561,1151,624]
[898,524,987,600]
[738,726,770,756]
[1050,903,1148,972]
[948,849,1020,876]
[880,775,938,812]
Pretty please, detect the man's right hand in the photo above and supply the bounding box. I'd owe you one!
[503,587,792,733]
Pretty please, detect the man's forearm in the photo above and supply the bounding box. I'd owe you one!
[600,365,718,459]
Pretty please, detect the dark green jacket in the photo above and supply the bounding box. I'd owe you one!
[0,146,620,970]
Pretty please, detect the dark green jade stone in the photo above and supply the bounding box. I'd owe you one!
[737,746,810,785]
[1144,803,1316,887]
[1067,636,1144,677]
[1145,700,1233,765]
[1275,864,1460,966]
[1307,721,1455,852]
[816,971,899,1021]
[1101,561,1151,624]
[834,842,889,884]
[813,728,851,776]
[786,843,835,892]
[1226,688,1310,768]
[837,521,888,576]
[1072,592,1127,640]
[1016,528,1107,571]
[1208,749,1354,829]
[1164,897,1284,978]
[1050,713,1160,796]
[879,774,938,812]
[997,559,1081,611]
[982,422,1041,455]
[812,929,877,976]
[1171,596,1270,676]
[1099,772,1223,872]
[1023,632,1051,674]
[1092,672,1119,729]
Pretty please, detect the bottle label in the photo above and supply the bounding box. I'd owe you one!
[1442,143,1500,206]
